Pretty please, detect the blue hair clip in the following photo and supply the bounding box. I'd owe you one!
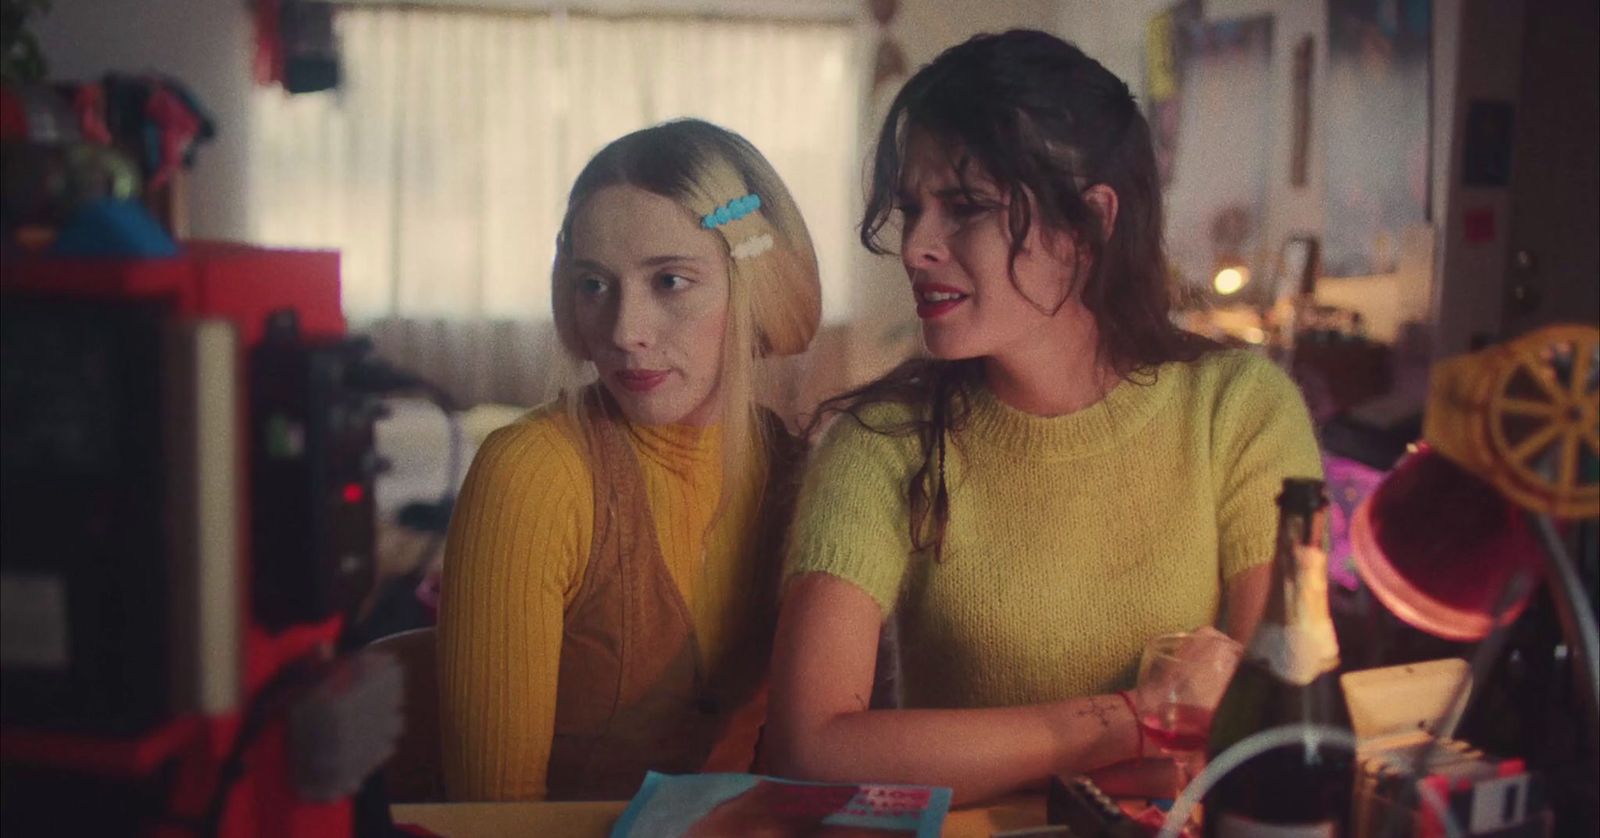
[701,193,762,229]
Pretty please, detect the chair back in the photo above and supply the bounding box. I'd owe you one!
[368,626,441,802]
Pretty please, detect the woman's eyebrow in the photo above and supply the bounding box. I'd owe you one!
[934,185,1000,203]
[639,254,702,267]
[572,254,702,274]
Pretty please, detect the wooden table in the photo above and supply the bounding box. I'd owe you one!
[392,795,1049,837]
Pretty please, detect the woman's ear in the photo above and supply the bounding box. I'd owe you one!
[1082,184,1119,242]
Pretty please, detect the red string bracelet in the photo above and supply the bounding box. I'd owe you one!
[1118,690,1144,761]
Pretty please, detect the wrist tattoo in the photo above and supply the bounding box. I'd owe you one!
[1074,696,1120,729]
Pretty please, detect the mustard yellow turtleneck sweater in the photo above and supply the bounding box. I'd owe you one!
[437,402,763,801]
[785,349,1324,709]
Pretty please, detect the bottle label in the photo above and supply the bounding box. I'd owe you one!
[1244,622,1339,686]
[1214,812,1335,837]
[1247,541,1340,685]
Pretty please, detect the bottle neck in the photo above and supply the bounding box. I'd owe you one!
[1263,509,1333,628]
[1246,507,1340,685]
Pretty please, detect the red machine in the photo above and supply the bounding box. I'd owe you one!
[1,242,391,837]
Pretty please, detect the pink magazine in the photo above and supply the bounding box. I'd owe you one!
[611,772,952,837]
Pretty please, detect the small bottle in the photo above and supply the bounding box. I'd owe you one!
[1203,478,1352,836]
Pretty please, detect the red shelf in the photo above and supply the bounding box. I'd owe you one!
[1,240,344,347]
[0,716,204,777]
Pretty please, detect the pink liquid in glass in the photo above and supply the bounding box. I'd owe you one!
[1140,704,1213,753]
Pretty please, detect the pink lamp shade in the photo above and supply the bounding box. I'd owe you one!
[1349,443,1545,642]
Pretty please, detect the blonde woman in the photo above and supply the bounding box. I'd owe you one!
[439,119,821,801]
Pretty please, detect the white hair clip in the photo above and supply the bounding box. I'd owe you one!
[730,233,774,261]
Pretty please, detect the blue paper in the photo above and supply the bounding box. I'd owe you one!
[611,771,952,838]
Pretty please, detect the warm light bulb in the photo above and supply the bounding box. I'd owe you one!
[1213,267,1249,295]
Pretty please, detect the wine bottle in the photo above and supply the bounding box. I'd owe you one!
[1203,478,1352,836]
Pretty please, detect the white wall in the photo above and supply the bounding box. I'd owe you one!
[1058,0,1544,359]
[1059,0,1465,346]
[33,0,257,241]
[1430,0,1524,357]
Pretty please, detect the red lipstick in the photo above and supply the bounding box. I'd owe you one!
[614,369,670,392]
[912,281,970,320]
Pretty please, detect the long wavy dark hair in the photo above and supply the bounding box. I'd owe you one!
[816,30,1216,560]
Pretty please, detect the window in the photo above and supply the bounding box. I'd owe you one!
[250,6,860,323]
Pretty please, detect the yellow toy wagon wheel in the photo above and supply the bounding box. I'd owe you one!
[1485,325,1600,519]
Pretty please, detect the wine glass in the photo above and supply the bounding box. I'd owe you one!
[1135,630,1243,783]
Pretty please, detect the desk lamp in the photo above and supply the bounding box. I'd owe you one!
[1160,325,1599,838]
[1348,324,1599,721]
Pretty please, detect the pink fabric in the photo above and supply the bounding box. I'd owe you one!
[254,0,286,86]
[73,85,113,145]
[143,86,202,189]
[414,567,441,623]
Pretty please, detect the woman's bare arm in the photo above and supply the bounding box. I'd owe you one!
[1223,563,1271,642]
[766,573,1140,805]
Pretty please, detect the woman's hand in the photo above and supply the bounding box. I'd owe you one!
[1083,758,1184,800]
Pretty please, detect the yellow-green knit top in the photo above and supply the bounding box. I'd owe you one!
[438,401,765,801]
[784,349,1323,709]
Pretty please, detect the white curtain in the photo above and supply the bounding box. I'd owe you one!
[248,7,861,328]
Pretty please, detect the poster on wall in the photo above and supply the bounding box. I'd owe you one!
[1322,0,1432,277]
[1148,9,1275,296]
[1144,0,1201,188]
